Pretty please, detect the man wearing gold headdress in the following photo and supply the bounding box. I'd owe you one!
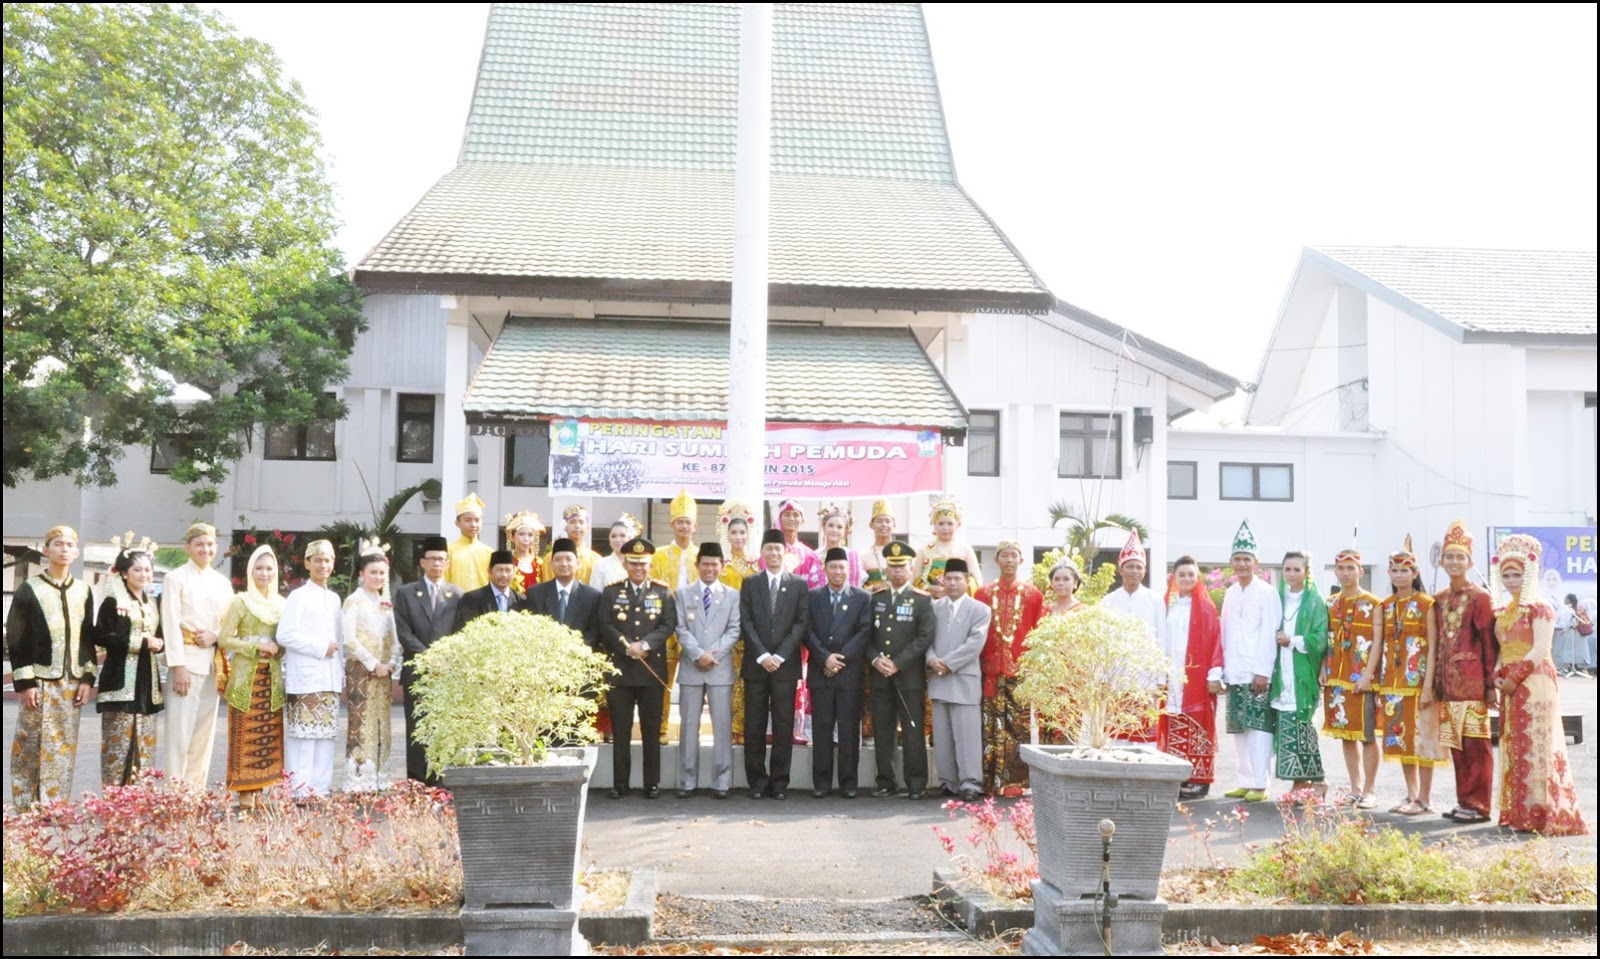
[651,490,700,744]
[860,500,898,594]
[917,496,982,594]
[447,493,492,591]
[542,504,601,586]
[7,524,96,808]
[1323,545,1382,808]
[160,521,235,786]
[1432,520,1497,824]
[504,511,545,596]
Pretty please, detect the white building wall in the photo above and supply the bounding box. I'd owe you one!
[1280,289,1342,432]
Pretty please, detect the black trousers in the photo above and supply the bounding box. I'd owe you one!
[871,680,927,792]
[743,673,798,792]
[400,667,439,786]
[608,683,664,789]
[809,680,863,789]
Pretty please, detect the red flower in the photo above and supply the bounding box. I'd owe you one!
[243,534,257,546]
[282,533,296,545]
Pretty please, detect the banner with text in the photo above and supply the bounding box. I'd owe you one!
[547,419,945,498]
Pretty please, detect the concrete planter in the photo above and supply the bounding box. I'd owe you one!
[1019,743,1189,902]
[446,747,597,911]
[446,746,597,955]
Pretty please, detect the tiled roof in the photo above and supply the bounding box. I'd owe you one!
[463,3,954,180]
[464,318,967,428]
[1309,246,1597,337]
[356,3,1047,308]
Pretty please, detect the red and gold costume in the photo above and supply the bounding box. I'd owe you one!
[1491,534,1587,836]
[1431,519,1497,819]
[975,556,1044,795]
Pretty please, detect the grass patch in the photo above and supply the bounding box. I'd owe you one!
[581,869,632,911]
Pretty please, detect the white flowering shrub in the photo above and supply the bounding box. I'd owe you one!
[1013,605,1169,750]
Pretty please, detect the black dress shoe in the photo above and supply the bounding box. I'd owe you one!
[676,789,694,799]
[841,788,857,799]
[1178,783,1210,801]
[608,787,629,800]
[939,785,960,798]
[871,786,897,798]
[907,789,927,800]
[712,789,729,800]
[643,785,661,799]
[770,789,787,800]
[959,787,983,803]
[812,788,829,799]
[750,788,765,800]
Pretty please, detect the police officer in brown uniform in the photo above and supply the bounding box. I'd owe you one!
[868,542,935,799]
[598,537,676,799]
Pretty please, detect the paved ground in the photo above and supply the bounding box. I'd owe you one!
[5,680,1594,900]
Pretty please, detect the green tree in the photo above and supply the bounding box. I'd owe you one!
[1045,502,1148,565]
[3,3,364,507]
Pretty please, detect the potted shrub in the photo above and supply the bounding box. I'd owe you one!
[410,610,614,955]
[1012,604,1191,955]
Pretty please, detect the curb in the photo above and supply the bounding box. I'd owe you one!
[0,913,461,957]
[579,867,657,946]
[930,871,1600,942]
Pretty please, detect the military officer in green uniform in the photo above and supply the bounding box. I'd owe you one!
[599,537,676,799]
[868,542,935,799]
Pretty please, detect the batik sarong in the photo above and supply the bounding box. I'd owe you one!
[344,661,392,792]
[101,711,158,787]
[286,691,339,740]
[227,659,285,793]
[981,676,1029,792]
[1380,692,1446,767]
[1226,684,1274,734]
[1273,710,1324,781]
[11,678,82,807]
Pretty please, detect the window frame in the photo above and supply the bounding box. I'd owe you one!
[263,399,338,462]
[150,436,181,474]
[1057,411,1122,479]
[396,393,437,464]
[967,409,1001,477]
[504,431,551,488]
[1166,460,1198,500]
[1218,462,1294,502]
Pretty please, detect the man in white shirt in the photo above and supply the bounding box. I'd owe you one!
[1219,521,1282,803]
[1099,530,1167,716]
[159,522,235,786]
[277,540,344,798]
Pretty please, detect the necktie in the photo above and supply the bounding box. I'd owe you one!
[429,581,439,613]
[831,590,841,618]
[558,588,568,621]
[769,575,779,614]
[496,591,506,613]
[703,585,713,614]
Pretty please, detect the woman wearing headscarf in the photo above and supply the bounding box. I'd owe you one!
[217,543,286,802]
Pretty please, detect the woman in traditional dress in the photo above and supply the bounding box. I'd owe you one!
[719,502,760,744]
[1491,534,1588,835]
[94,542,165,787]
[217,544,286,802]
[1046,559,1086,617]
[1270,551,1329,798]
[1376,543,1445,815]
[1163,555,1222,800]
[916,497,982,594]
[342,550,401,792]
[589,514,640,591]
[817,504,864,588]
[505,511,545,597]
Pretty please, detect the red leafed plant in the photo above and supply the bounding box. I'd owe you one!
[931,797,1038,902]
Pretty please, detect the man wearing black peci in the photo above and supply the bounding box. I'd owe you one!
[738,528,811,800]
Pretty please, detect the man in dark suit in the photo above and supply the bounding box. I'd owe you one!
[868,541,936,799]
[597,537,675,799]
[806,547,871,798]
[452,549,522,632]
[393,536,465,784]
[524,537,601,649]
[739,527,811,800]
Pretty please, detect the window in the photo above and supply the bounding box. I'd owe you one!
[1219,463,1294,501]
[264,403,337,461]
[1167,461,1197,500]
[396,394,436,463]
[967,410,1000,476]
[1058,412,1121,478]
[505,432,550,487]
[150,437,181,474]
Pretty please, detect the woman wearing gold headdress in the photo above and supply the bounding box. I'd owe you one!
[718,502,759,743]
[1491,534,1587,835]
[504,511,545,596]
[94,540,165,787]
[1376,540,1445,815]
[342,547,401,792]
[217,543,286,801]
[917,497,982,594]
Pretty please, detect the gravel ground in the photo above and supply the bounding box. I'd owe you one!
[653,894,953,938]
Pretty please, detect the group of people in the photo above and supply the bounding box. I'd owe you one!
[4,496,1590,838]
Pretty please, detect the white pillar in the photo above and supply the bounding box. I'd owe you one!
[726,2,772,505]
[441,297,469,537]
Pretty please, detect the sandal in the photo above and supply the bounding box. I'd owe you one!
[1395,799,1426,816]
[1356,794,1378,810]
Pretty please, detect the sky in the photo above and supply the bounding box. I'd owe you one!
[213,3,1598,384]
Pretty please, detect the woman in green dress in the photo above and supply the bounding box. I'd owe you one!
[217,544,286,802]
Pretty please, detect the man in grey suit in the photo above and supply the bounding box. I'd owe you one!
[927,558,991,802]
[739,528,811,800]
[806,547,871,797]
[674,542,740,799]
[393,536,465,784]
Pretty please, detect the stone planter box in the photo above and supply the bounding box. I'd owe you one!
[930,867,1034,938]
[1019,742,1190,902]
[446,746,597,911]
